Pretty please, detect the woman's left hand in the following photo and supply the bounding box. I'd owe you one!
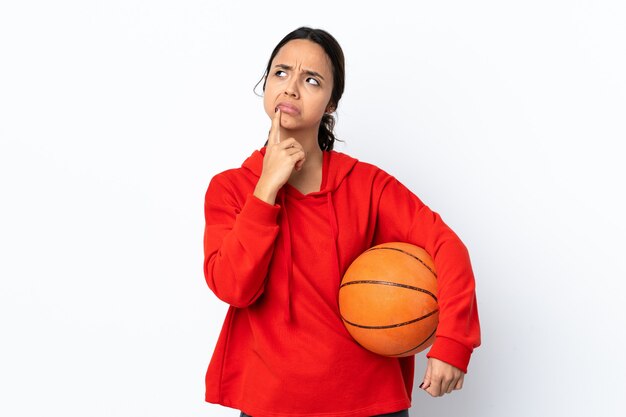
[420,357,465,397]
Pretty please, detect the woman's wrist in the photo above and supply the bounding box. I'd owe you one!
[253,179,279,205]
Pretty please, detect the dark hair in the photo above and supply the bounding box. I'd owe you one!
[258,27,345,151]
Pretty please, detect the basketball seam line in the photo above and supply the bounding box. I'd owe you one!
[365,246,437,278]
[388,327,438,357]
[340,308,439,330]
[339,280,437,302]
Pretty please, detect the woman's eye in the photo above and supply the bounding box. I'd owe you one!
[275,70,287,77]
[307,77,320,86]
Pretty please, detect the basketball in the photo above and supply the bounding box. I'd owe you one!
[338,242,439,357]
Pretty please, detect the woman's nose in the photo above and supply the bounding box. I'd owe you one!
[283,79,299,98]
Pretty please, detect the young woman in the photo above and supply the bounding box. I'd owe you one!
[203,27,481,417]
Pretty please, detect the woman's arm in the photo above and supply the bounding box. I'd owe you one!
[373,177,481,374]
[203,174,280,308]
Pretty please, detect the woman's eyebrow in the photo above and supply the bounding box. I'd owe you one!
[273,64,325,81]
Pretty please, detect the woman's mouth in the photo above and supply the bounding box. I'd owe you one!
[276,102,300,115]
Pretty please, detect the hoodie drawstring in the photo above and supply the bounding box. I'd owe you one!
[326,192,343,284]
[278,191,342,323]
[278,191,293,322]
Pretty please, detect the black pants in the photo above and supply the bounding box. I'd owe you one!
[240,410,409,417]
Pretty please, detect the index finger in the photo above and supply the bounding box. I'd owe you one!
[269,108,281,145]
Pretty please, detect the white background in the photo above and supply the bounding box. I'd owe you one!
[1,1,625,416]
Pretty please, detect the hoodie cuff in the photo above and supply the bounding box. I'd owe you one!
[240,194,280,225]
[426,336,473,373]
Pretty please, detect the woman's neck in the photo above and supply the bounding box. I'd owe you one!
[281,127,324,162]
[281,126,324,184]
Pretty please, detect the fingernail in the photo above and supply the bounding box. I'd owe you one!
[419,382,424,389]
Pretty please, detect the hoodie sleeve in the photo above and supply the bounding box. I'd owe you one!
[373,177,481,373]
[203,173,280,308]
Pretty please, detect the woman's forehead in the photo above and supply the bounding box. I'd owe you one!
[272,39,332,76]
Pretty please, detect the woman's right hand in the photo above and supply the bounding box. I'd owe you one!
[254,109,306,204]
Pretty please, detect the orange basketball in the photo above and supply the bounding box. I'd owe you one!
[338,242,439,357]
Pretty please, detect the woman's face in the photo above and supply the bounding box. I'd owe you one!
[263,39,334,133]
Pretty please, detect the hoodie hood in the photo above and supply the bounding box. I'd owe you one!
[241,147,358,321]
[241,147,358,194]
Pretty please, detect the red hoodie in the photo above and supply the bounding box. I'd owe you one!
[203,148,481,417]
